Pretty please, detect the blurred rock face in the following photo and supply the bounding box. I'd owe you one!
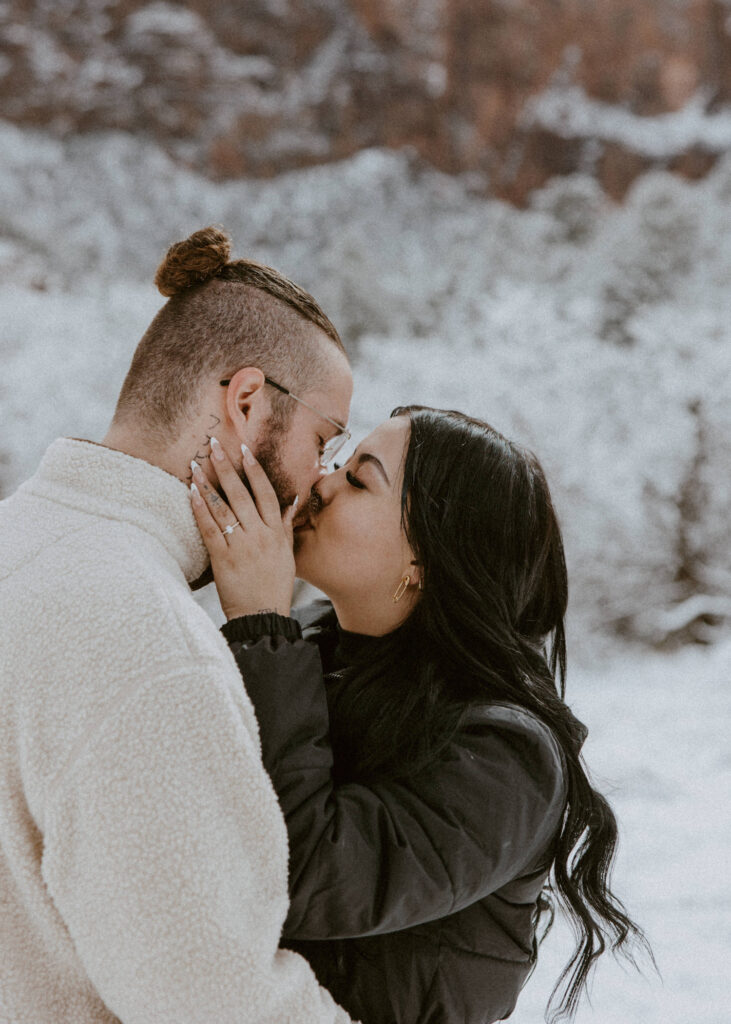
[1,0,729,202]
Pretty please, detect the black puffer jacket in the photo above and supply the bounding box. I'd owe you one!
[222,601,572,1024]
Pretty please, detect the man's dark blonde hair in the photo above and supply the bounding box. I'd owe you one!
[113,227,346,434]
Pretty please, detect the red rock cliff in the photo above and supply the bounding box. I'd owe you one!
[1,0,729,202]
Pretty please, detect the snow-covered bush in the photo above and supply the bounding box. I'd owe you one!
[0,121,728,652]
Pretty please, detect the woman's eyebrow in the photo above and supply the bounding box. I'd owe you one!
[354,452,390,485]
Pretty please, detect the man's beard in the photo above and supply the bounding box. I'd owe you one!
[254,418,298,509]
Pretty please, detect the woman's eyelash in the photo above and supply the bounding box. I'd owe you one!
[346,471,365,490]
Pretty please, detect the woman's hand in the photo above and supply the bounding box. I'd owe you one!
[190,437,298,621]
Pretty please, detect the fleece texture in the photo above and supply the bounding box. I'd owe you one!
[0,438,354,1024]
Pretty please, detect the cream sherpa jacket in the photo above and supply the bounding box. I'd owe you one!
[0,438,354,1024]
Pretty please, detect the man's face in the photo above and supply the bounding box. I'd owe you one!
[254,416,298,508]
[254,360,353,509]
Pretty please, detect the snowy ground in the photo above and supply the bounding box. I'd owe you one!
[509,638,731,1023]
[1,120,729,1021]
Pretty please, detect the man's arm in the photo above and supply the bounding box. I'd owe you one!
[41,659,355,1024]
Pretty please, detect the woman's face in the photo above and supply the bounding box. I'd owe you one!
[293,416,421,634]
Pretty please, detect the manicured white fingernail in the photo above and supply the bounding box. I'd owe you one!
[292,495,299,509]
[210,437,223,461]
[190,482,202,504]
[190,460,199,477]
[241,443,255,466]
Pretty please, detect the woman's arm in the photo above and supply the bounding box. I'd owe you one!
[223,614,567,942]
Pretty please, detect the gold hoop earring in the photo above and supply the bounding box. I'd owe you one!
[392,574,411,603]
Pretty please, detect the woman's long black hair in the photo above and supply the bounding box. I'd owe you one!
[327,405,653,1022]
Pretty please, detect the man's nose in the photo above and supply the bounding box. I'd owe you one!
[312,464,341,504]
[304,463,326,493]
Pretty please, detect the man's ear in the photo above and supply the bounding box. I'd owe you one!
[223,367,267,440]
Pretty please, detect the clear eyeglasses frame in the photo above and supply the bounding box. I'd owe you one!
[219,375,351,467]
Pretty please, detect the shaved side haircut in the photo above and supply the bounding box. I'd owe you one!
[112,227,346,437]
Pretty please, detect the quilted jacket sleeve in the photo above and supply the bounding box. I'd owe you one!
[223,613,567,942]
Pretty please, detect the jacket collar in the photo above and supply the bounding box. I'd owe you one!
[294,600,393,669]
[25,438,209,584]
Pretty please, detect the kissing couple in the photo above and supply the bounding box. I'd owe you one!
[0,227,649,1023]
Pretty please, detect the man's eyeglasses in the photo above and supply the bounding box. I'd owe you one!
[220,375,351,466]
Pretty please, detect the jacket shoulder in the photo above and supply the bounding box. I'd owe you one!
[462,702,566,771]
[460,702,567,807]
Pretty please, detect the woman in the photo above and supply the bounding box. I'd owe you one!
[189,408,650,1023]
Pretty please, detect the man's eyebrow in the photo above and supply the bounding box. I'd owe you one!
[353,451,390,485]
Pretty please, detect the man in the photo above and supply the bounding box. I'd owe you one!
[0,228,355,1023]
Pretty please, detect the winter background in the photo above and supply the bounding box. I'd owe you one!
[1,2,730,1021]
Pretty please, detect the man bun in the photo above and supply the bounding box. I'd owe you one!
[154,226,232,297]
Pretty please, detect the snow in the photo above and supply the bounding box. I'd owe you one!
[125,3,208,39]
[524,85,731,159]
[0,122,728,651]
[3,24,74,82]
[1,120,729,1021]
[510,638,731,1023]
